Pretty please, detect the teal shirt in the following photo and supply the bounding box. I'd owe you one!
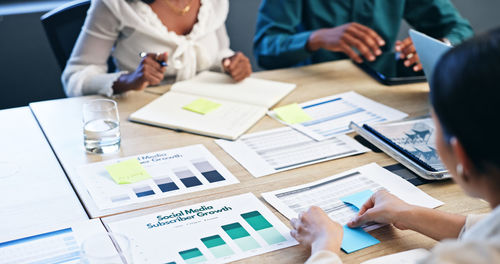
[253,0,473,69]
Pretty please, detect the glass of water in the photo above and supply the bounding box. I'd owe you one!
[81,232,132,264]
[83,99,121,154]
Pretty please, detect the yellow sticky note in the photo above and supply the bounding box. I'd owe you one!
[182,98,221,114]
[274,103,313,124]
[105,159,151,184]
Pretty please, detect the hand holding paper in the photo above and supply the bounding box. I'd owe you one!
[105,159,151,184]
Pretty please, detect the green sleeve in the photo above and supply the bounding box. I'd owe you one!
[253,0,313,69]
[403,0,473,45]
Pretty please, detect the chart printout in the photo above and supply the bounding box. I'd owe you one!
[216,127,369,177]
[104,193,298,264]
[79,145,239,210]
[262,163,443,230]
[268,91,408,141]
[0,220,114,264]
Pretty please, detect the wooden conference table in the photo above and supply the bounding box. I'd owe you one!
[29,60,490,263]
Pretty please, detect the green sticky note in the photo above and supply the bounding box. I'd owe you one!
[274,103,312,124]
[183,98,221,114]
[105,159,151,184]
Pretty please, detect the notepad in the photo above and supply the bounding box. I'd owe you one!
[130,72,296,140]
[274,103,312,124]
[342,225,380,253]
[340,190,374,210]
[183,98,221,114]
[105,159,152,184]
[340,190,379,253]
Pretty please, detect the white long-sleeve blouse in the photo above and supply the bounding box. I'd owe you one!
[62,0,234,97]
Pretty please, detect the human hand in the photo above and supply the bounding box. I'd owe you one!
[290,206,343,255]
[113,52,167,94]
[395,37,422,72]
[307,22,386,63]
[347,190,414,230]
[222,52,252,82]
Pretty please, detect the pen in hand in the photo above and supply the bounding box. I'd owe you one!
[139,52,168,67]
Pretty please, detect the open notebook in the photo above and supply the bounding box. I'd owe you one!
[130,72,296,140]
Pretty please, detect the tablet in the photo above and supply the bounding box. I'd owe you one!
[354,52,426,85]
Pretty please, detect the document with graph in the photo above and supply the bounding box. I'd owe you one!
[262,163,443,230]
[268,91,408,141]
[79,145,239,210]
[215,127,369,177]
[103,193,298,264]
[0,220,114,264]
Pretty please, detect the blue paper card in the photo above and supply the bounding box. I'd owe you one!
[341,225,380,253]
[340,190,374,210]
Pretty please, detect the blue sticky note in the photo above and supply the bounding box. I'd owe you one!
[340,190,374,210]
[341,225,380,253]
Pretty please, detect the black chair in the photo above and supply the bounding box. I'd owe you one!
[41,0,115,72]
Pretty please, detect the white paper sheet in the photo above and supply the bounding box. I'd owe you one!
[361,248,429,264]
[79,145,239,210]
[104,193,298,264]
[268,91,408,141]
[0,220,114,264]
[262,163,443,231]
[215,127,369,177]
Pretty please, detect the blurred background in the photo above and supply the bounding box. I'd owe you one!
[0,0,499,109]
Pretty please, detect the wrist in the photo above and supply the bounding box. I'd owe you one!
[394,204,420,230]
[307,29,324,51]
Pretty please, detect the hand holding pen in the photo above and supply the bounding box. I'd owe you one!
[112,52,168,94]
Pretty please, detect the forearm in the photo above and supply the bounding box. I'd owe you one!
[401,206,466,241]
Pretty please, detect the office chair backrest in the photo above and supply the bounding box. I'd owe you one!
[41,0,91,71]
[41,0,116,72]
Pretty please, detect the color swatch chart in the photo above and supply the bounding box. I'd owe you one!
[0,228,81,264]
[268,91,408,141]
[79,145,239,210]
[104,193,297,264]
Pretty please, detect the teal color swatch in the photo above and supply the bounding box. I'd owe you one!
[222,223,260,251]
[201,235,234,258]
[241,211,286,245]
[341,226,380,254]
[179,248,207,264]
[340,190,374,210]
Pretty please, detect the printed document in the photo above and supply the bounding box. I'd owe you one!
[216,127,369,177]
[79,145,239,210]
[262,163,443,230]
[104,193,298,264]
[268,91,408,141]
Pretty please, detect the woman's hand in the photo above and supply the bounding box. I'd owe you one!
[290,206,343,255]
[113,52,168,94]
[348,190,414,230]
[222,52,252,82]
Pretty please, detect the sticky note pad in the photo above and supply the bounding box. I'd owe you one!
[341,225,380,253]
[274,103,313,124]
[105,159,152,184]
[340,190,374,210]
[182,98,221,114]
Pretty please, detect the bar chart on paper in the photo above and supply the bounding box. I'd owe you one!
[78,145,239,210]
[268,91,408,141]
[104,193,297,264]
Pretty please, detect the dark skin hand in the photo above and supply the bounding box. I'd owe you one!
[395,37,423,72]
[307,22,386,63]
[222,52,252,82]
[112,52,167,94]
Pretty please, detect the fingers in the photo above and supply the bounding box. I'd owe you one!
[223,52,252,82]
[138,56,166,86]
[348,209,375,228]
[353,23,385,46]
[395,37,412,55]
[339,41,363,63]
[342,34,376,62]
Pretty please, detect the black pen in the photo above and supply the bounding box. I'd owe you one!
[139,52,168,67]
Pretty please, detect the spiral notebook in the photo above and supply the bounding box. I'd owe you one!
[350,118,449,180]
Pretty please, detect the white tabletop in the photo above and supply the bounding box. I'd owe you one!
[0,107,88,242]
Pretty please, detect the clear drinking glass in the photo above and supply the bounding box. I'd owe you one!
[83,99,121,154]
[81,232,132,264]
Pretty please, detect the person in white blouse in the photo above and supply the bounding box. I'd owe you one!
[291,28,500,264]
[62,0,252,97]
